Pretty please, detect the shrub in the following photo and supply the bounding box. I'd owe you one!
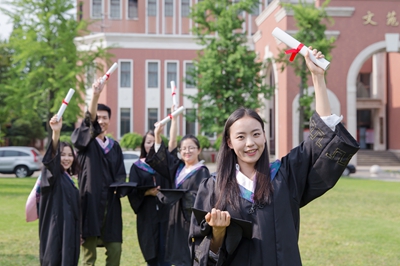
[59,134,72,146]
[161,135,169,147]
[213,135,223,151]
[120,132,143,150]
[196,135,210,149]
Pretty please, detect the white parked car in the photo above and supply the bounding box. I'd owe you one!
[122,150,141,175]
[0,146,43,177]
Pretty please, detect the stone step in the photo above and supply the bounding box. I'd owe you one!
[357,150,400,166]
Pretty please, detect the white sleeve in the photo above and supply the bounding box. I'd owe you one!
[154,143,161,152]
[320,114,343,131]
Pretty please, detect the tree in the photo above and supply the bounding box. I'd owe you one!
[0,0,111,142]
[0,39,12,144]
[188,0,273,135]
[275,0,335,142]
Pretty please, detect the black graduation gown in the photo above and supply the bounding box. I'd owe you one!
[128,161,171,262]
[190,112,360,266]
[146,142,210,265]
[71,112,126,243]
[39,140,80,266]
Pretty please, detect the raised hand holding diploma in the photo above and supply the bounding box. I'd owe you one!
[272,27,330,70]
[157,106,185,127]
[56,89,75,122]
[100,62,118,84]
[170,81,177,106]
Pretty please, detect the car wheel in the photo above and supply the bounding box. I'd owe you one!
[27,171,34,177]
[342,168,350,176]
[15,166,29,178]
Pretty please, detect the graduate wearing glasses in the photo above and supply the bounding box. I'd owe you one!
[145,107,210,266]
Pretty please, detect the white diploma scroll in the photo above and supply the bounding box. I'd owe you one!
[100,63,118,84]
[158,106,185,126]
[272,27,330,70]
[56,88,75,121]
[170,81,177,106]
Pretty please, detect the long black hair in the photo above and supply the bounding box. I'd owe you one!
[140,130,154,159]
[215,107,273,211]
[60,141,80,176]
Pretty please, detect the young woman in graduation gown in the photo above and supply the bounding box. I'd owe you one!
[145,108,210,266]
[189,49,360,266]
[39,115,80,266]
[128,129,173,266]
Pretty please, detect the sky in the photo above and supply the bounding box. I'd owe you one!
[0,0,13,40]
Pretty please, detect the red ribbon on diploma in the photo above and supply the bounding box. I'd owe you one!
[62,99,68,105]
[285,43,304,62]
[105,73,110,80]
[168,114,173,120]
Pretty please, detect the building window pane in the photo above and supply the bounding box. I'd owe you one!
[252,3,260,16]
[181,0,190,17]
[120,108,131,136]
[185,62,195,88]
[110,0,120,18]
[120,62,131,88]
[148,108,158,131]
[167,62,177,88]
[165,0,173,17]
[166,108,171,137]
[128,0,138,18]
[86,62,96,88]
[148,62,158,88]
[92,0,102,18]
[148,0,157,16]
[185,108,196,135]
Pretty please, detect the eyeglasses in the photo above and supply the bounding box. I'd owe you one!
[180,146,198,152]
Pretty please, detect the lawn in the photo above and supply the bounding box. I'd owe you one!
[0,177,399,266]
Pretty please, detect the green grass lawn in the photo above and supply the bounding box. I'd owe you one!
[0,177,399,266]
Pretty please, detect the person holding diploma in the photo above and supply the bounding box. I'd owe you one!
[127,128,174,266]
[38,115,80,265]
[71,79,126,265]
[189,49,360,265]
[145,107,210,266]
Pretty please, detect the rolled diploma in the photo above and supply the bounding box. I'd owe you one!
[158,106,185,126]
[56,88,75,121]
[272,27,330,70]
[170,81,177,106]
[100,63,118,84]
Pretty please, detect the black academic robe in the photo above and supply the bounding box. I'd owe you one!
[146,142,210,265]
[190,112,360,266]
[71,112,126,243]
[128,161,170,262]
[39,140,80,266]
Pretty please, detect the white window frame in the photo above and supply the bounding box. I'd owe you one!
[183,60,196,89]
[127,0,139,20]
[146,60,160,89]
[90,0,103,19]
[108,0,122,19]
[146,107,159,132]
[119,107,132,138]
[118,60,133,89]
[184,108,198,136]
[164,60,179,89]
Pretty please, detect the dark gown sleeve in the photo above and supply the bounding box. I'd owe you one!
[40,140,61,189]
[113,143,127,183]
[128,164,146,213]
[145,141,181,184]
[71,111,102,152]
[281,112,360,207]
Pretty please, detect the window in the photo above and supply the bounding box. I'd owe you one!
[86,62,96,88]
[251,3,260,16]
[185,108,197,135]
[185,62,196,88]
[92,0,102,18]
[120,62,131,88]
[128,0,138,18]
[165,0,173,17]
[148,0,157,16]
[110,0,120,18]
[166,62,177,88]
[181,0,190,17]
[166,108,171,137]
[148,108,158,131]
[120,108,131,136]
[3,150,19,157]
[148,62,158,88]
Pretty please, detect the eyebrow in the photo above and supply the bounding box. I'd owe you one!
[233,128,262,135]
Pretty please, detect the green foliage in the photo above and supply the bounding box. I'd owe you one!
[120,132,142,150]
[7,115,45,146]
[161,135,169,147]
[188,0,273,135]
[177,135,183,145]
[213,135,223,151]
[0,0,112,141]
[59,134,72,146]
[196,135,211,149]
[275,0,335,141]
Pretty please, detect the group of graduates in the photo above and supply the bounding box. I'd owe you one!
[29,49,359,266]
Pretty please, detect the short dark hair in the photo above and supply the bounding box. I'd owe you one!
[97,103,111,119]
[60,142,80,176]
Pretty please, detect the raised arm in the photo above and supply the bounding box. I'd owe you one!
[168,105,178,152]
[89,78,106,121]
[305,48,331,117]
[49,115,62,155]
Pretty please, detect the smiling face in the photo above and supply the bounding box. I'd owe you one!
[227,115,266,171]
[61,145,74,171]
[179,138,201,166]
[97,110,110,134]
[144,133,155,154]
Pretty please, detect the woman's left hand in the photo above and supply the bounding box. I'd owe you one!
[305,46,325,76]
